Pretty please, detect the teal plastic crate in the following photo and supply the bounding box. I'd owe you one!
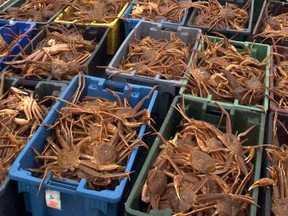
[125,95,265,216]
[180,35,271,113]
[9,75,158,216]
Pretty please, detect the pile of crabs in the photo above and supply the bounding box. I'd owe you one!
[142,101,259,215]
[0,72,49,184]
[5,24,97,80]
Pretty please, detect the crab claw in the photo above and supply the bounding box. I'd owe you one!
[244,147,255,163]
[174,175,182,200]
[248,178,275,191]
[267,166,278,181]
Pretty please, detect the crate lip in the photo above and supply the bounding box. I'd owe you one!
[106,21,201,84]
[122,0,188,27]
[4,24,109,81]
[1,0,66,25]
[179,36,271,113]
[0,0,16,10]
[9,75,158,203]
[54,2,129,27]
[253,0,288,45]
[186,0,254,35]
[125,95,265,216]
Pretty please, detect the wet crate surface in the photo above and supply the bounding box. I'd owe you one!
[125,95,265,216]
[3,24,109,81]
[0,20,35,72]
[54,0,129,55]
[106,21,201,118]
[180,35,271,113]
[0,77,67,216]
[122,0,189,37]
[186,0,254,40]
[9,75,158,216]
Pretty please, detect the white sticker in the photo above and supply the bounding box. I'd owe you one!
[8,20,14,25]
[45,189,61,210]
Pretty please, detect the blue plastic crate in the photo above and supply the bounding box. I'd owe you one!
[9,75,158,216]
[122,0,189,36]
[0,20,35,71]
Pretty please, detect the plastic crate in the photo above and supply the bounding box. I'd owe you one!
[125,95,265,216]
[179,35,271,113]
[0,77,67,216]
[269,45,288,113]
[0,0,16,10]
[0,0,66,25]
[122,0,189,37]
[4,24,109,81]
[0,20,35,72]
[106,21,201,118]
[253,0,265,22]
[186,0,254,41]
[54,1,129,55]
[253,0,288,45]
[9,75,158,216]
[258,111,288,216]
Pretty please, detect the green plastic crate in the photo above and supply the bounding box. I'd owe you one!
[180,35,271,113]
[125,95,265,216]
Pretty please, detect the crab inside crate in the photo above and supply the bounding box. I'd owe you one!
[269,45,288,113]
[0,0,66,25]
[125,95,265,216]
[106,21,201,118]
[122,0,189,37]
[3,24,109,81]
[179,35,271,113]
[186,0,254,40]
[54,0,129,55]
[9,75,158,216]
[253,0,288,45]
[0,20,35,72]
[258,111,288,216]
[0,77,67,216]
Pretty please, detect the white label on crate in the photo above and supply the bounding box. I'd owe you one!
[45,189,61,210]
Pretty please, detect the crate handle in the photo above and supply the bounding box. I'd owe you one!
[160,24,179,32]
[45,177,79,194]
[103,79,127,93]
